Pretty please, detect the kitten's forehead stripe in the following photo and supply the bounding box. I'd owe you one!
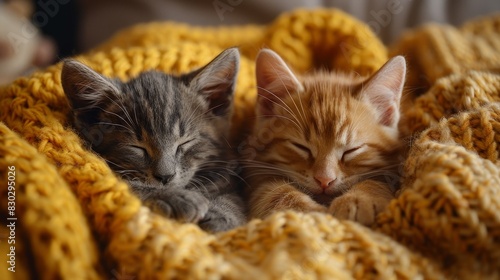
[179,118,186,137]
[338,127,348,146]
[172,119,180,137]
[303,126,311,142]
[302,84,354,144]
[119,72,184,145]
[169,86,182,134]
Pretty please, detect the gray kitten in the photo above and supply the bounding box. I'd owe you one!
[61,48,246,232]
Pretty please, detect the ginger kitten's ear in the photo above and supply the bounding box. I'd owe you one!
[255,49,303,116]
[61,60,120,123]
[189,47,239,117]
[361,56,406,128]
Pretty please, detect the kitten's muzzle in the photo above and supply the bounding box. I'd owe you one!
[155,173,175,185]
[314,176,336,190]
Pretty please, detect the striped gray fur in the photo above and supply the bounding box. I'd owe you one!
[61,48,246,232]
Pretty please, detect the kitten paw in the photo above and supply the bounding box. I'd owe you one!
[197,193,247,233]
[198,216,232,233]
[328,193,391,226]
[198,210,244,233]
[148,190,209,223]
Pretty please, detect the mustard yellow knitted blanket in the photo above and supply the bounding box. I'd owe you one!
[1,9,499,280]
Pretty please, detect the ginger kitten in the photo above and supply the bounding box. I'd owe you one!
[243,49,406,226]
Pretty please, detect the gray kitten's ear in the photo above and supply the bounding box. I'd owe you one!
[61,60,119,113]
[361,56,406,128]
[255,49,303,117]
[189,48,239,116]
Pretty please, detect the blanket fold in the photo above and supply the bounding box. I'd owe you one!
[0,8,499,279]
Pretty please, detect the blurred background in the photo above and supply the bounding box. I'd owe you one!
[1,0,499,84]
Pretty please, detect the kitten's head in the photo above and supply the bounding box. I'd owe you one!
[61,48,239,190]
[251,49,406,199]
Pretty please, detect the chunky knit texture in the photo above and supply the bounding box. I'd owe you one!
[0,9,499,279]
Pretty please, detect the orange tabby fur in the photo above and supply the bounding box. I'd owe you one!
[244,49,406,226]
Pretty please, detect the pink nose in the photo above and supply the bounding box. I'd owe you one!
[314,176,336,189]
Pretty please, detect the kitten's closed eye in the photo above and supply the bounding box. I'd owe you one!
[176,139,195,155]
[129,145,149,158]
[289,141,312,158]
[341,145,364,162]
[124,145,150,169]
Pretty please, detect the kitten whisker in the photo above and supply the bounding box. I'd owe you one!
[98,95,133,127]
[115,169,139,174]
[221,135,233,149]
[256,114,302,132]
[240,160,297,173]
[273,67,307,126]
[257,87,303,130]
[208,171,231,186]
[96,122,135,134]
[188,178,208,194]
[356,164,401,174]
[180,99,206,130]
[257,86,297,118]
[105,159,129,169]
[265,179,316,199]
[296,86,308,131]
[108,95,130,120]
[343,169,401,186]
[122,174,137,181]
[243,165,298,176]
[332,181,353,196]
[195,175,218,192]
[348,88,365,133]
[242,165,297,173]
[132,100,140,129]
[243,170,299,181]
[199,164,247,184]
[178,99,218,133]
[96,104,134,130]
[265,60,307,126]
[102,94,136,129]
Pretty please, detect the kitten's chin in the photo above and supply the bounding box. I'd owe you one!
[311,193,336,206]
